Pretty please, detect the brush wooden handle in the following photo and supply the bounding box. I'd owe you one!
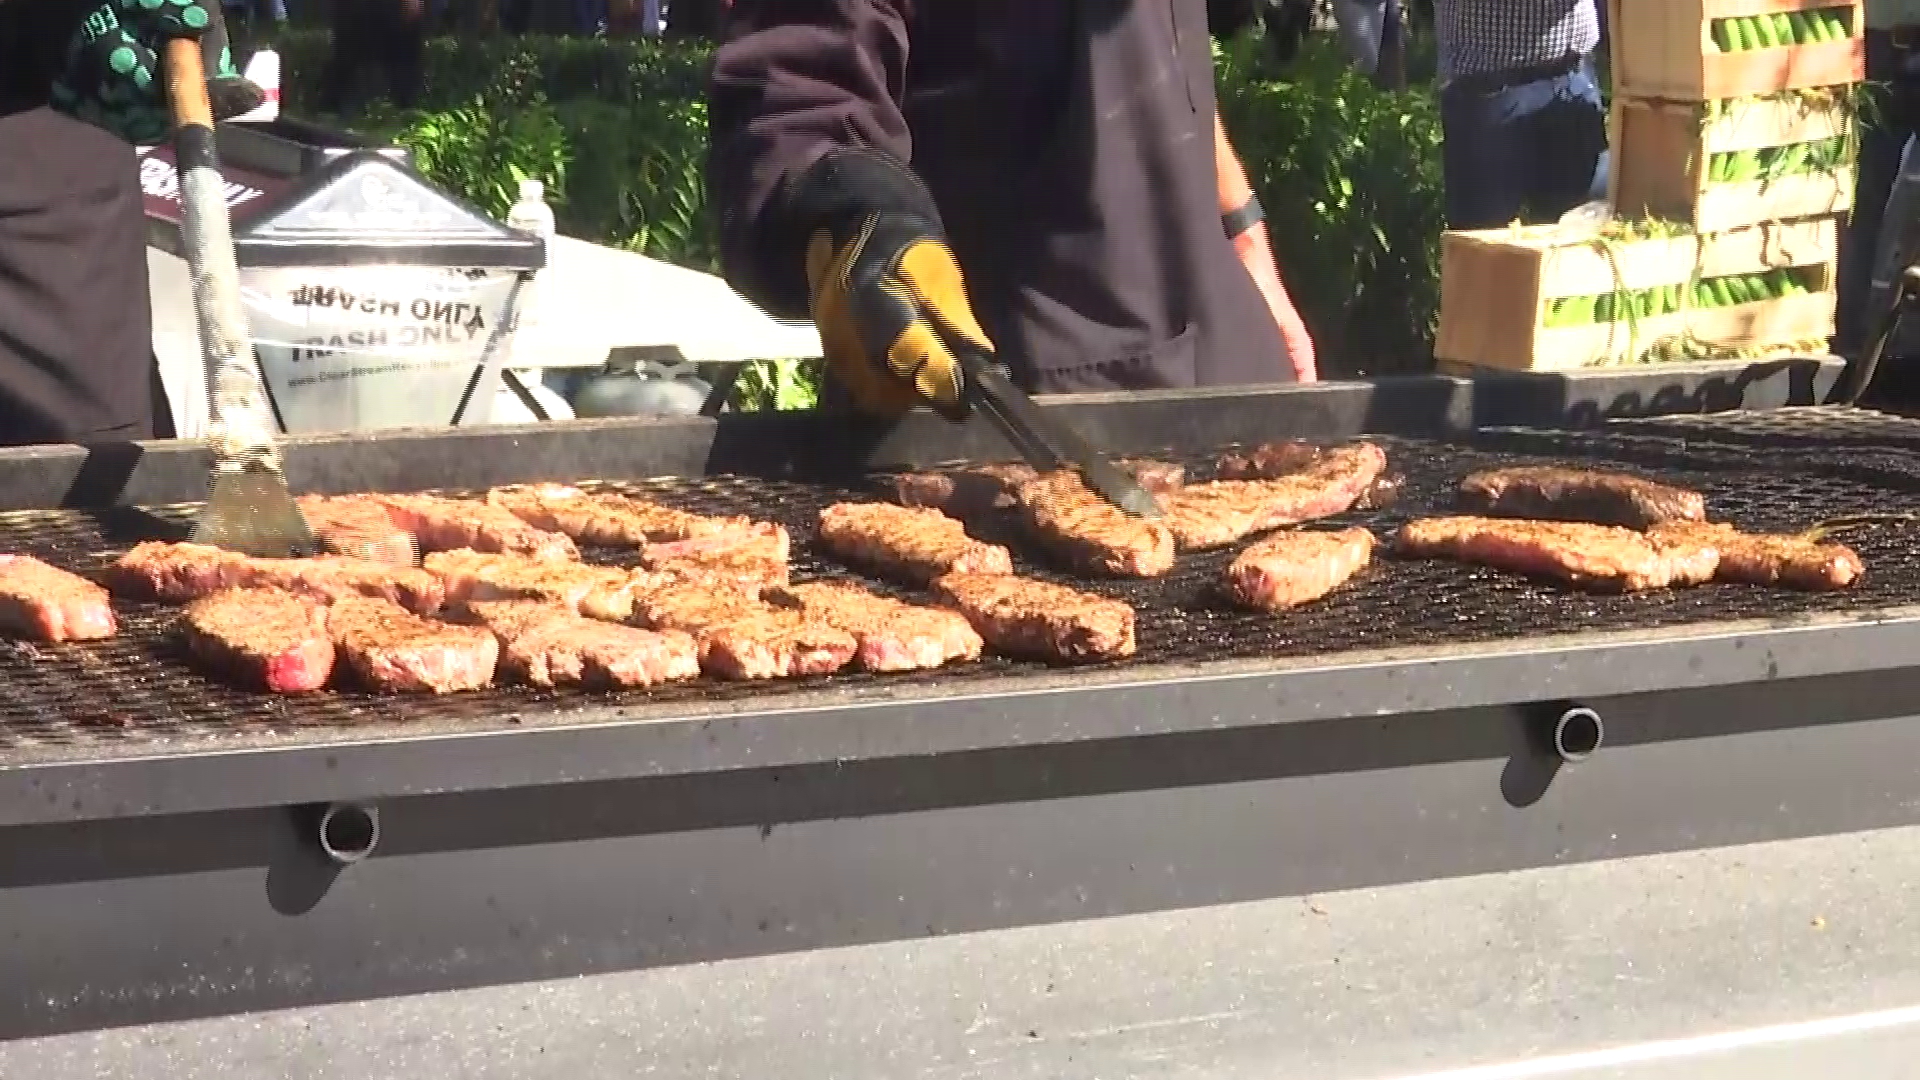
[165,37,214,133]
[164,34,280,465]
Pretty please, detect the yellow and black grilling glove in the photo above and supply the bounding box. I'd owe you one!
[786,150,994,421]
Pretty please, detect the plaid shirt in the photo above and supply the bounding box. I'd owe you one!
[1435,0,1601,83]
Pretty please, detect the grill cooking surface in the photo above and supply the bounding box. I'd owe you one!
[3,424,1920,763]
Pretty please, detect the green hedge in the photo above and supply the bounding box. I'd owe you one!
[270,30,713,114]
[272,30,1441,380]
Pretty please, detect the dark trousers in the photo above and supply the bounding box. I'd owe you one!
[1439,57,1609,230]
[319,0,424,113]
[1837,31,1920,361]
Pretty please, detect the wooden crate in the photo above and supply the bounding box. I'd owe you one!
[1611,94,1853,232]
[1436,217,1838,372]
[1608,0,1863,100]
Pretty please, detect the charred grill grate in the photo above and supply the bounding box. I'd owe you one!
[3,429,1920,763]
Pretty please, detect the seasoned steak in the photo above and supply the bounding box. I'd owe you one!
[1396,516,1717,592]
[1458,465,1707,529]
[634,582,857,680]
[180,587,333,693]
[466,599,700,688]
[1216,441,1403,509]
[1164,442,1388,550]
[767,581,984,672]
[294,495,419,566]
[1638,525,1726,587]
[884,459,1183,515]
[883,463,1040,514]
[1015,470,1177,578]
[817,502,1013,585]
[0,554,116,642]
[108,542,445,615]
[1118,458,1188,495]
[489,483,752,547]
[1647,522,1864,591]
[1225,528,1376,611]
[423,548,640,621]
[640,522,791,590]
[369,493,578,560]
[329,595,499,694]
[1216,440,1321,479]
[932,572,1136,663]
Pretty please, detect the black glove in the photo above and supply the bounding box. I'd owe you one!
[786,150,994,420]
[50,0,264,146]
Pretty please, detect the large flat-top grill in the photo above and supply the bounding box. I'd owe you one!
[13,378,1920,1045]
[1,429,1917,768]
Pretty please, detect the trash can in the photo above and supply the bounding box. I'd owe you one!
[141,120,544,437]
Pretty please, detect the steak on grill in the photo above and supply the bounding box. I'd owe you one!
[489,483,753,547]
[179,587,333,693]
[884,459,1183,516]
[883,463,1040,514]
[1164,442,1388,550]
[0,554,116,642]
[466,599,701,688]
[1119,459,1189,495]
[1225,528,1376,611]
[767,581,984,672]
[932,572,1136,663]
[423,549,642,621]
[1214,440,1404,510]
[330,595,499,694]
[1216,440,1325,479]
[817,502,1013,585]
[294,495,419,567]
[1395,516,1718,592]
[108,541,446,615]
[1014,470,1177,577]
[368,493,578,560]
[640,522,791,590]
[633,582,858,680]
[1647,522,1864,591]
[1457,465,1707,529]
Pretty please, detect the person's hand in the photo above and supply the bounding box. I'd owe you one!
[1237,226,1319,383]
[50,0,261,146]
[794,150,994,420]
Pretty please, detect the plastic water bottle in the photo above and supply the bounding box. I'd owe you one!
[506,178,557,242]
[505,178,557,382]
[231,48,281,124]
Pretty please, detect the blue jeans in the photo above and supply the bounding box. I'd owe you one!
[1439,58,1609,230]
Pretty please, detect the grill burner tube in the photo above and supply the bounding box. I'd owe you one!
[316,802,381,864]
[1550,705,1604,763]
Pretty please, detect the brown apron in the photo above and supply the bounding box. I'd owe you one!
[709,0,1293,395]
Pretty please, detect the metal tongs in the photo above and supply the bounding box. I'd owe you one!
[949,346,1164,519]
[163,37,318,557]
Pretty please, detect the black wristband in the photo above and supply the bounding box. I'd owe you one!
[1222,196,1265,239]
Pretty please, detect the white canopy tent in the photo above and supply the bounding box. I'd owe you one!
[150,234,822,438]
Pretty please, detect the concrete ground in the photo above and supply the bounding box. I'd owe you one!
[8,824,1920,1079]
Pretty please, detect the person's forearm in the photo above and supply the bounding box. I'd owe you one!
[1214,110,1276,263]
[1216,109,1316,380]
[1213,112,1257,216]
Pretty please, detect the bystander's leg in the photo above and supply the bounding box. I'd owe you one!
[1523,58,1609,222]
[1839,31,1920,365]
